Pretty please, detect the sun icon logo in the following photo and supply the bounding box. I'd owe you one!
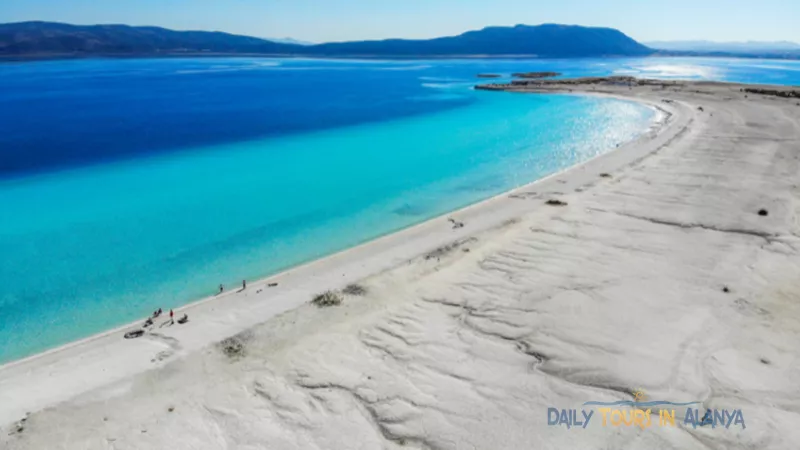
[632,388,647,403]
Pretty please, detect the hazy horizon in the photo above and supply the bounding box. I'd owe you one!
[1,0,798,44]
[3,20,800,47]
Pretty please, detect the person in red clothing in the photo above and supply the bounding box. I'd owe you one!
[169,309,174,324]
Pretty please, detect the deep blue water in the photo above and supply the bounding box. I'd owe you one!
[2,57,799,178]
[0,56,797,363]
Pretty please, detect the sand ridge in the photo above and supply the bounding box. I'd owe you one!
[3,79,800,449]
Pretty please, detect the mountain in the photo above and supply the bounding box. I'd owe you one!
[308,24,653,57]
[0,22,653,58]
[266,37,314,46]
[646,40,800,53]
[0,21,300,55]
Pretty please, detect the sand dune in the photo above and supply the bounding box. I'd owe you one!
[3,80,800,449]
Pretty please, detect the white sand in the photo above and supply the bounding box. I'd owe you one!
[2,80,800,449]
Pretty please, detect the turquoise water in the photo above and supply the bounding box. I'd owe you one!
[2,55,796,363]
[0,91,652,363]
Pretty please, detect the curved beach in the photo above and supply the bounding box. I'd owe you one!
[3,79,800,449]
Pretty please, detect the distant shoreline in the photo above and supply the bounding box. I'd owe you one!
[3,52,800,64]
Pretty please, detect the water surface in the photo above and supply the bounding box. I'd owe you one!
[1,56,794,363]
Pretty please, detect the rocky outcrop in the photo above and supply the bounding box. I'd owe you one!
[474,84,509,91]
[742,87,800,98]
[477,77,800,100]
[476,76,685,91]
[511,71,561,79]
[476,74,502,78]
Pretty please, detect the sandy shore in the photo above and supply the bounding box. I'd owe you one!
[3,78,800,449]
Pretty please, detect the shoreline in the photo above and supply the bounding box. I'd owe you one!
[0,90,681,424]
[0,94,664,370]
[4,53,800,64]
[6,77,800,448]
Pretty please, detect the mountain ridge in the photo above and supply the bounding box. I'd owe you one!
[0,21,652,58]
[307,24,653,57]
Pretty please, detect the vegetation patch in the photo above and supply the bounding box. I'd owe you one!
[218,331,252,359]
[743,87,800,99]
[343,283,368,296]
[425,237,477,260]
[312,290,343,307]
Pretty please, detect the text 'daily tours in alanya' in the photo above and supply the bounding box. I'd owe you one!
[547,389,746,431]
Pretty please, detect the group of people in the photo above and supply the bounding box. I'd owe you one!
[218,279,247,294]
[131,279,254,340]
[141,279,251,331]
[143,307,188,327]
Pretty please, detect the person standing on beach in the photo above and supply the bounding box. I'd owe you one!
[169,309,174,324]
[242,280,247,290]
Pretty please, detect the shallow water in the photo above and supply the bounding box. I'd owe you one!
[0,56,795,363]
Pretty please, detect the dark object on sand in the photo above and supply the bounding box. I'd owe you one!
[125,330,145,339]
[758,209,769,217]
[177,314,189,324]
[599,173,612,178]
[343,283,368,296]
[143,318,153,327]
[545,199,568,206]
[477,73,502,78]
[219,335,248,359]
[268,282,278,287]
[311,290,343,307]
[722,286,730,293]
[742,87,800,99]
[448,218,465,229]
[697,106,704,111]
[512,71,561,79]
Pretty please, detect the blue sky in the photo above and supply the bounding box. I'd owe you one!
[1,0,798,43]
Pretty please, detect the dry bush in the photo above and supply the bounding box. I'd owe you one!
[312,290,343,307]
[218,331,252,359]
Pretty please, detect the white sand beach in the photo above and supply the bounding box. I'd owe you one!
[2,79,800,449]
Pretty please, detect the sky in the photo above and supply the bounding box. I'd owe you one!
[1,0,798,44]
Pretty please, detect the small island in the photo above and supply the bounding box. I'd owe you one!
[511,71,561,79]
[477,73,502,78]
